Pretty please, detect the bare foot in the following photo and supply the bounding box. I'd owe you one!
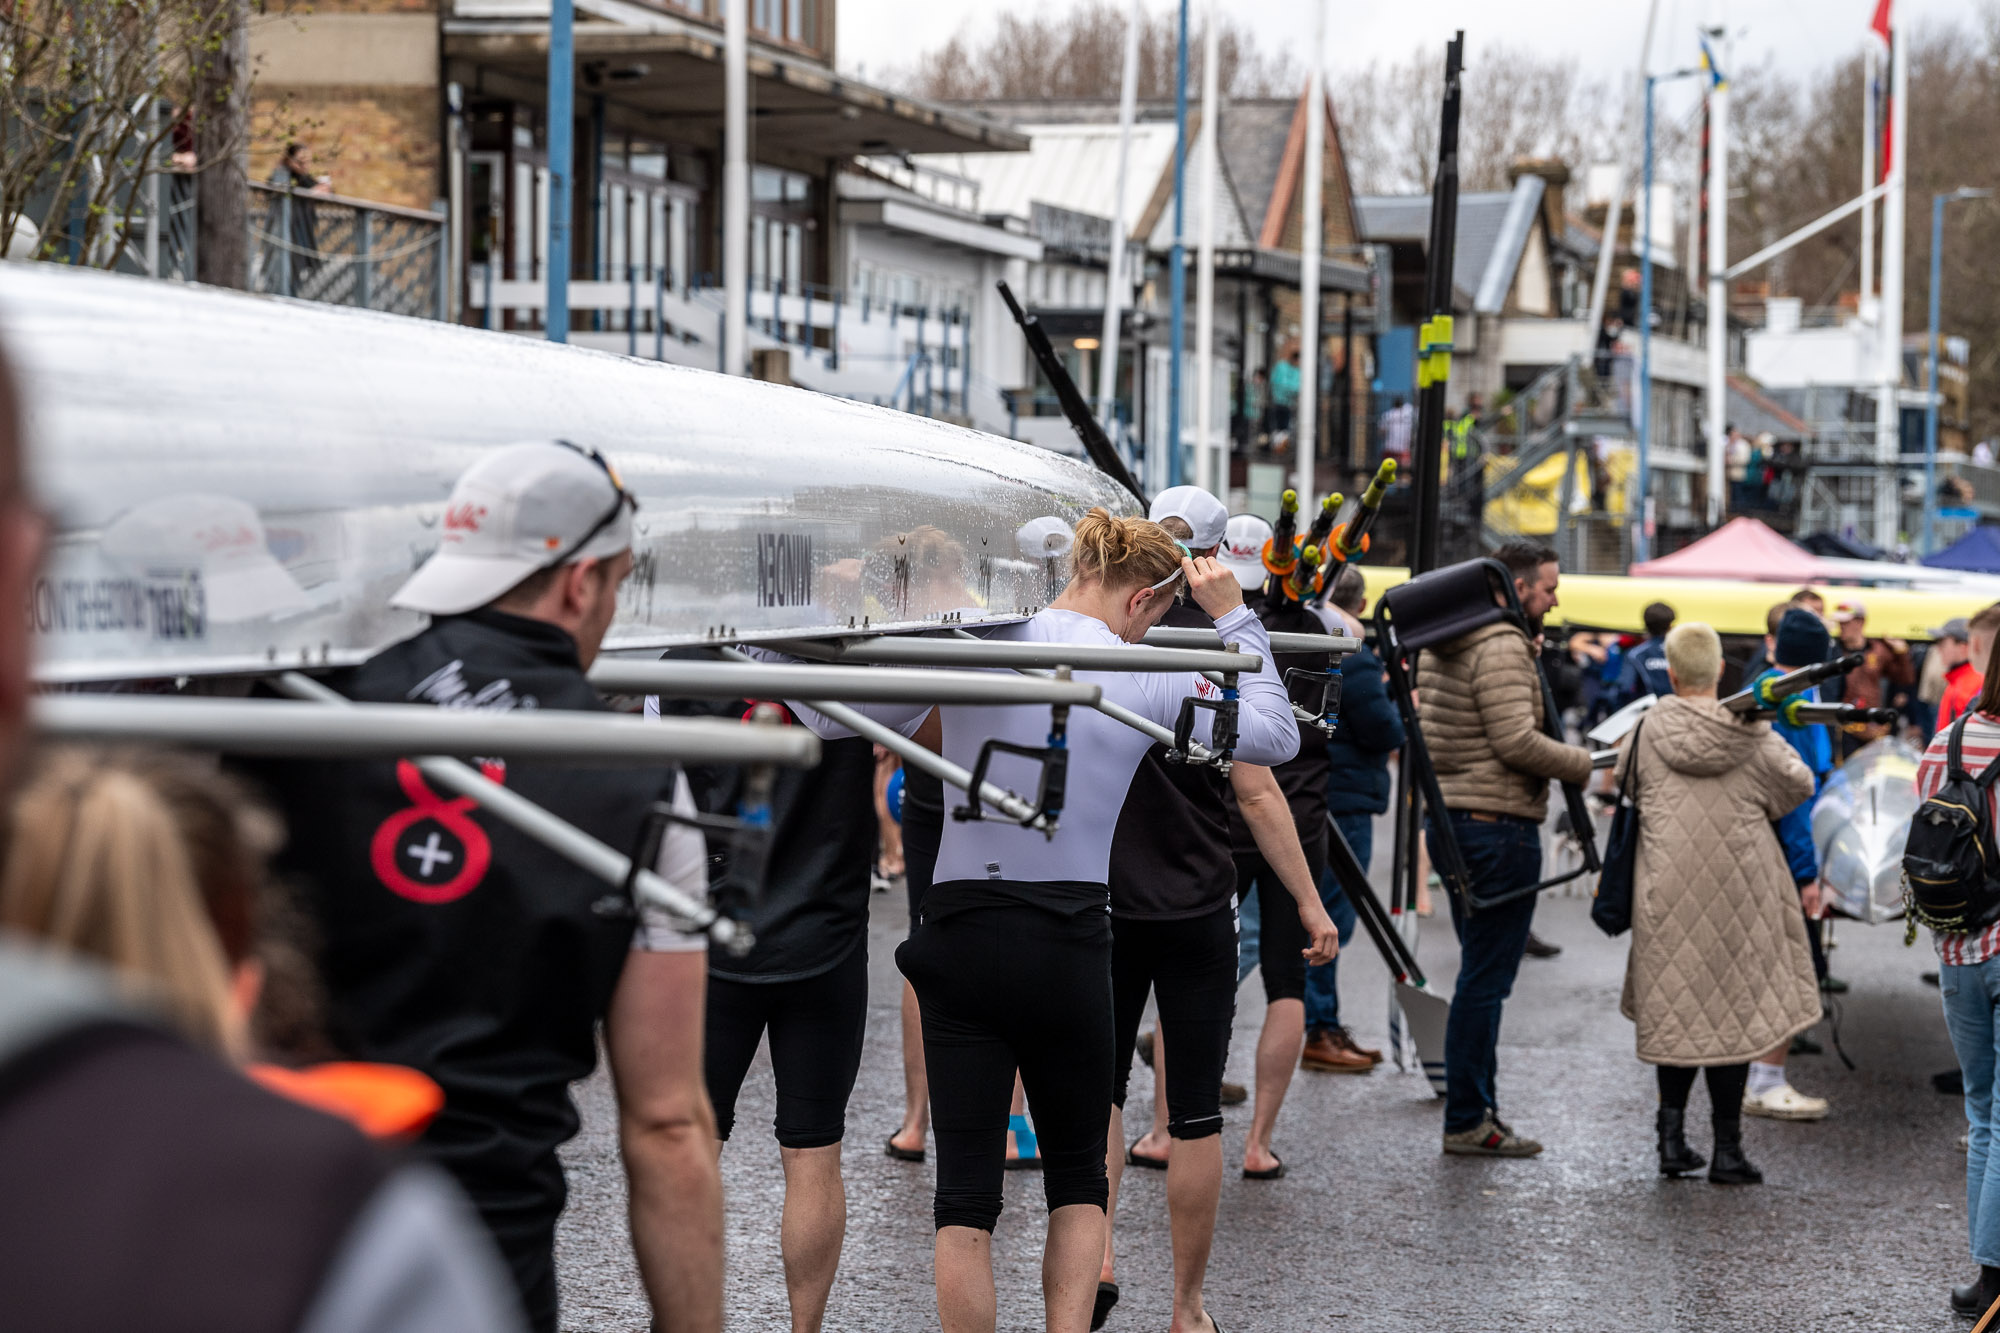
[1242,1141,1282,1175]
[1130,1128,1171,1163]
[888,1124,924,1155]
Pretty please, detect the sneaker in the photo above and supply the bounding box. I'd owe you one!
[1523,932,1562,959]
[1220,1080,1248,1106]
[1301,1028,1377,1073]
[1741,1082,1829,1121]
[1442,1112,1544,1157]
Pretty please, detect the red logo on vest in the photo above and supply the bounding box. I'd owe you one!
[369,760,500,904]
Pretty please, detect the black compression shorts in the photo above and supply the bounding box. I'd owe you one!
[704,943,868,1149]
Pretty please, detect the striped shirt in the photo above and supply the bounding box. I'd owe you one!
[1916,710,2000,965]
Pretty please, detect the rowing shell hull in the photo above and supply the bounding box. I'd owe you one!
[1811,737,1920,924]
[2,266,1132,683]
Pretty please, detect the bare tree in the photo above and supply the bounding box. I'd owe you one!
[1331,42,1618,195]
[0,0,249,279]
[902,2,1302,103]
[193,0,248,288]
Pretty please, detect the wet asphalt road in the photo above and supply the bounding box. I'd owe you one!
[555,815,1973,1332]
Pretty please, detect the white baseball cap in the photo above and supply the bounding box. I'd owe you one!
[392,441,636,616]
[1218,513,1274,590]
[1148,486,1229,551]
[101,492,312,625]
[1016,515,1076,560]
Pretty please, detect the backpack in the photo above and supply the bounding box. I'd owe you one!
[1903,713,2000,935]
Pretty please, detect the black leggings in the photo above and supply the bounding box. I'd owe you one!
[895,887,1113,1232]
[1657,1062,1750,1133]
[1110,903,1237,1140]
[1236,832,1325,1004]
[704,943,869,1149]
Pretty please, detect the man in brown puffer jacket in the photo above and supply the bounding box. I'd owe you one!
[1417,539,1594,1158]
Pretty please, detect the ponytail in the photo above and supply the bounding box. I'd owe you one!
[0,748,268,1056]
[1069,508,1183,593]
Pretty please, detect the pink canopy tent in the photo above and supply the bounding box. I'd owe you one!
[1628,517,1846,581]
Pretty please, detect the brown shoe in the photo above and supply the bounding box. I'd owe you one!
[1301,1028,1376,1073]
[1219,1080,1248,1106]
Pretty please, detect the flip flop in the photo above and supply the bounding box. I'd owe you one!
[883,1134,924,1163]
[1125,1139,1168,1170]
[1091,1281,1119,1331]
[1241,1154,1286,1181]
[1004,1113,1043,1171]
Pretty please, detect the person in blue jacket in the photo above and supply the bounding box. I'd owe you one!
[1300,566,1406,1073]
[1741,606,1834,1122]
[1613,602,1677,710]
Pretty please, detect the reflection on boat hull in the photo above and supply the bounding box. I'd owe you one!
[1812,738,1921,924]
[4,266,1134,683]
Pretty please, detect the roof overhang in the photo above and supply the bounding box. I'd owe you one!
[1211,246,1372,296]
[443,23,1030,158]
[839,197,1044,261]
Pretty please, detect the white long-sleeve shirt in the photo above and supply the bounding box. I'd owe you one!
[774,604,1295,888]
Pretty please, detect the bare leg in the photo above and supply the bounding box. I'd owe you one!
[891,981,928,1155]
[873,748,905,876]
[1099,1103,1124,1285]
[778,1143,846,1333]
[1243,997,1304,1174]
[936,1226,997,1333]
[1131,1029,1172,1161]
[1165,1134,1223,1333]
[1759,1043,1787,1071]
[1043,1204,1107,1333]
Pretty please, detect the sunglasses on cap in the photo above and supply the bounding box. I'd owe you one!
[546,440,640,568]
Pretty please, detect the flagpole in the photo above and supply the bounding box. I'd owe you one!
[1194,0,1221,496]
[1294,1,1326,503]
[1703,8,1730,528]
[1167,0,1190,489]
[1875,0,1908,548]
[1096,0,1143,438]
[1860,39,1877,319]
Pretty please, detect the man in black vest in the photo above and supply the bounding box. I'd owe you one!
[246,442,721,1333]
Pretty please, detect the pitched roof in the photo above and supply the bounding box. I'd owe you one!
[1356,175,1546,315]
[1214,99,1297,243]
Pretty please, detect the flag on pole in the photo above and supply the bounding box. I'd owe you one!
[1698,29,1728,89]
[1871,0,1895,178]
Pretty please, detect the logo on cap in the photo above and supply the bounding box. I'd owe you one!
[444,503,487,534]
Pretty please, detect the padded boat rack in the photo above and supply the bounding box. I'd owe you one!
[1373,558,1601,912]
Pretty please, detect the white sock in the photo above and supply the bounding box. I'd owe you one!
[1747,1061,1786,1097]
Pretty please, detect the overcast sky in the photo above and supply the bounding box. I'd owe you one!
[838,0,1988,96]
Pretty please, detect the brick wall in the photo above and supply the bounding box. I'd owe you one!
[250,88,438,211]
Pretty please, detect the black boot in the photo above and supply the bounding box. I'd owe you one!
[1656,1107,1706,1177]
[1707,1123,1763,1185]
[1951,1265,2000,1318]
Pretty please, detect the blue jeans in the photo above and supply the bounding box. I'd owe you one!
[1237,882,1261,986]
[1427,813,1542,1134]
[1941,957,2000,1266]
[1304,813,1370,1032]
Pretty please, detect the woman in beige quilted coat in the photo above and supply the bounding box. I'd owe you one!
[1616,621,1819,1186]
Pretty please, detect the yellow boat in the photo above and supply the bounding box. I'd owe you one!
[1358,568,1990,641]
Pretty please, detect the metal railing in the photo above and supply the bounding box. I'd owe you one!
[131,174,447,320]
[247,183,447,319]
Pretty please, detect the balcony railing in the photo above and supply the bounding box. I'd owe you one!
[138,173,448,320]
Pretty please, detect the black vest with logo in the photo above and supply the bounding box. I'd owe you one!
[240,609,672,1251]
[1108,602,1236,919]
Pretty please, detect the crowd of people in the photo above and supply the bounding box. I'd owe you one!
[6,302,2000,1331]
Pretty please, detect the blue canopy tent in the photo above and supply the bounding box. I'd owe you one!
[1924,525,2000,574]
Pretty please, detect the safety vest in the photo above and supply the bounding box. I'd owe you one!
[1449,413,1477,460]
